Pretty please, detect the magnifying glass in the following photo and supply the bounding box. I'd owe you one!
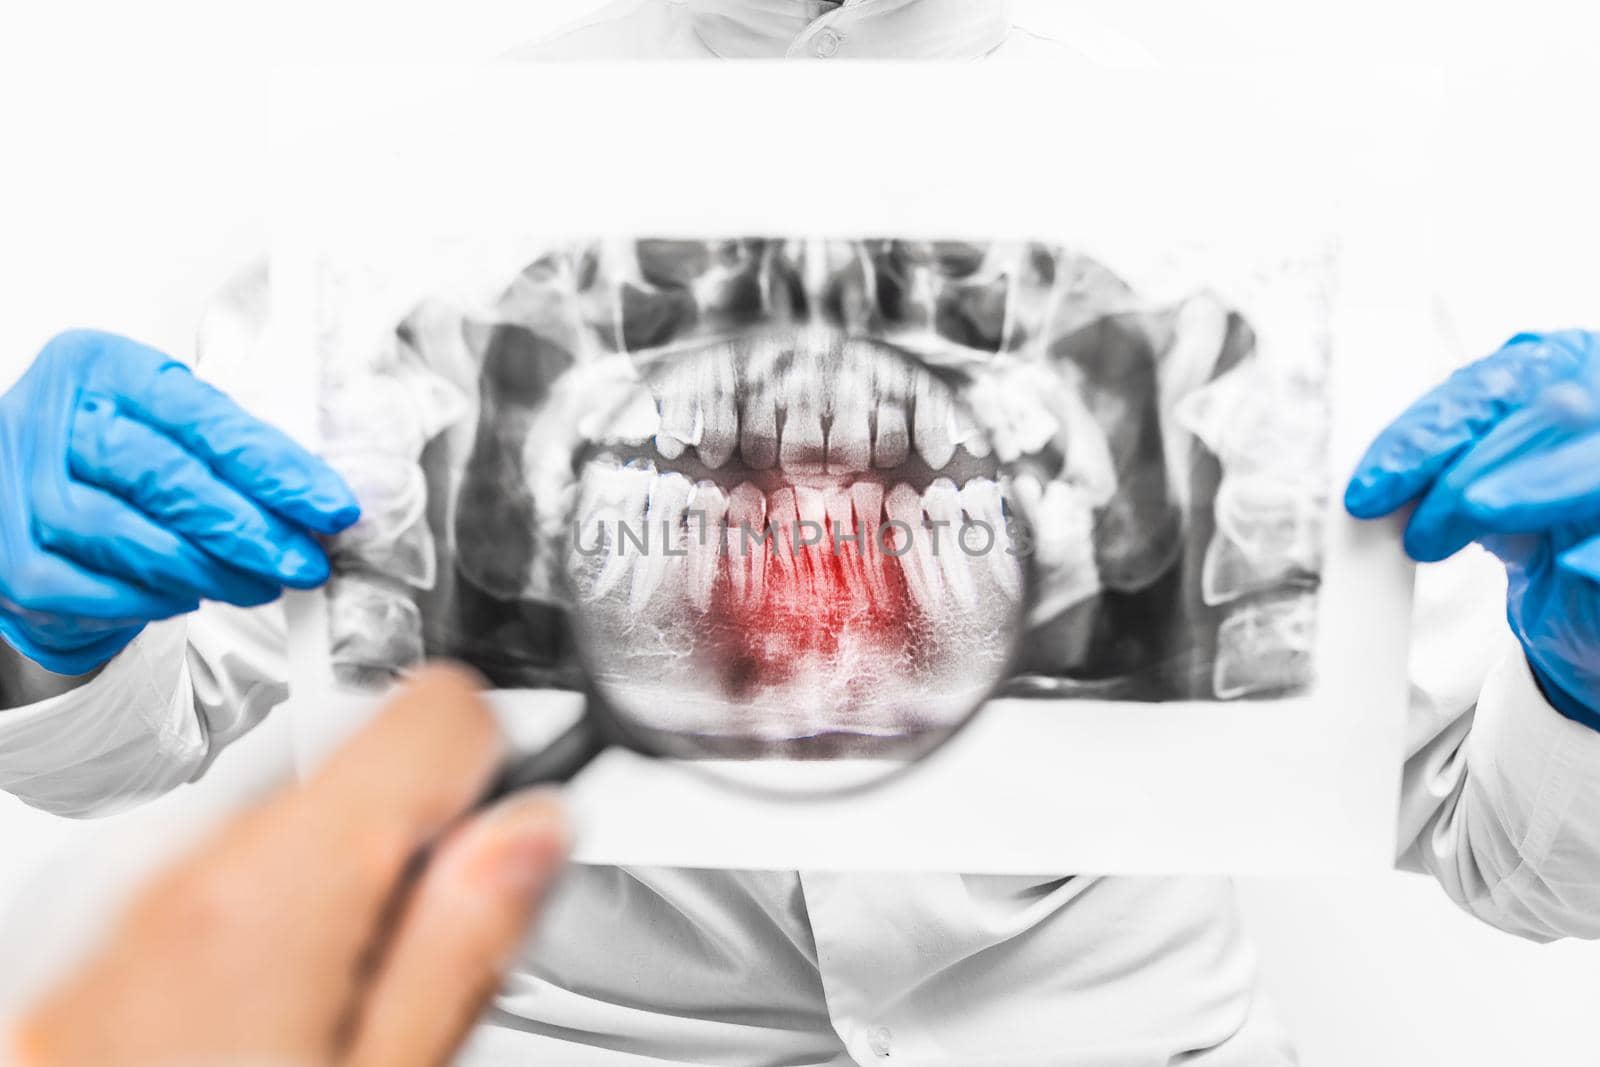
[490,328,1034,798]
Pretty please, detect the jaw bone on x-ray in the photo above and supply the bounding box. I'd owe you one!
[318,236,1328,755]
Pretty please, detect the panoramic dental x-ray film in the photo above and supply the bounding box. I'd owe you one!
[322,238,1318,714]
[272,64,1419,872]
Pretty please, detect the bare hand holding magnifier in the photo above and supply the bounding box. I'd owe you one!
[11,667,568,1067]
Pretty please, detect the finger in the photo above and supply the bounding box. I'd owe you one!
[33,477,280,608]
[1558,531,1600,583]
[1457,422,1600,535]
[1401,397,1572,561]
[70,392,331,588]
[343,791,568,1067]
[1344,333,1586,519]
[7,670,505,1067]
[4,497,195,625]
[83,331,361,534]
[273,665,506,964]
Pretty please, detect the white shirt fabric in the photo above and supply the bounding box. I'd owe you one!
[503,0,1068,61]
[5,3,1600,1065]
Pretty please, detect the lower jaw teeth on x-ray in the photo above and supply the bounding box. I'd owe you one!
[318,238,1328,750]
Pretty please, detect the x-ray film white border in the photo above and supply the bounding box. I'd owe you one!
[272,62,1433,874]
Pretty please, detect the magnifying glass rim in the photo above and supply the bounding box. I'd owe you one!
[559,335,1048,799]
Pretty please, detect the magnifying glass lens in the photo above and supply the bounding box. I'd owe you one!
[565,330,1024,792]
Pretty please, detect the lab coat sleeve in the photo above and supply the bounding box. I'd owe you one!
[0,240,536,817]
[0,602,289,818]
[1397,549,1600,940]
[0,258,299,818]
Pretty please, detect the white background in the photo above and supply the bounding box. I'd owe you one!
[1,1,1597,1063]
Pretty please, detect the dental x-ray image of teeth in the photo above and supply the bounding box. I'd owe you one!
[316,236,1329,753]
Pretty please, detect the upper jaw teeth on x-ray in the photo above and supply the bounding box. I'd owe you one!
[319,237,1328,724]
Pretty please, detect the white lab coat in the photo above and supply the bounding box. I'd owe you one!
[4,3,1600,1064]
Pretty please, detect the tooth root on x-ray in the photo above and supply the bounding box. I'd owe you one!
[571,461,652,602]
[922,478,976,610]
[809,240,876,331]
[885,482,941,614]
[911,368,956,470]
[959,477,1020,602]
[766,486,803,594]
[629,471,693,613]
[947,397,988,459]
[779,345,828,475]
[822,484,869,606]
[687,480,728,612]
[1213,592,1318,699]
[826,343,874,473]
[1008,473,1102,627]
[728,481,767,607]
[795,484,835,604]
[849,480,889,606]
[654,360,700,460]
[697,344,740,468]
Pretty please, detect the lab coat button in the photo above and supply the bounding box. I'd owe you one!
[813,30,842,57]
[867,1025,892,1057]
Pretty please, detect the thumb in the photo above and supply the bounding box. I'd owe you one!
[342,790,568,1067]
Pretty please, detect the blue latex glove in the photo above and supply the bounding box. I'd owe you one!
[0,330,359,675]
[1346,329,1600,731]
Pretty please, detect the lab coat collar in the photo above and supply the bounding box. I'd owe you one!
[686,0,1013,60]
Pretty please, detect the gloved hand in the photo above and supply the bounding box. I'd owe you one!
[1346,329,1600,731]
[0,330,359,676]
